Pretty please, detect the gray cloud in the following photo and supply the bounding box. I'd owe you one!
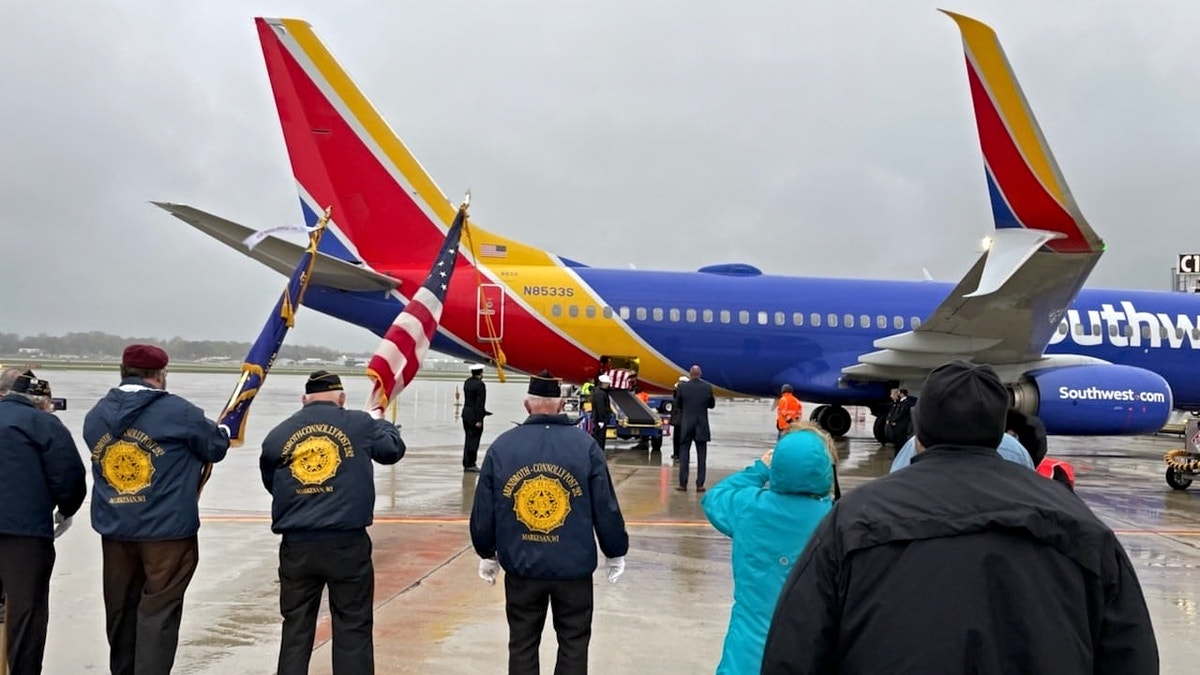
[2,1,1198,351]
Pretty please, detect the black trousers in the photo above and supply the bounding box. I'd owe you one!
[101,536,199,675]
[591,425,607,451]
[278,532,374,675]
[0,535,55,675]
[677,434,708,488]
[504,574,593,675]
[463,421,483,468]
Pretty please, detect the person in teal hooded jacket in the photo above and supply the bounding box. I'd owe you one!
[701,424,835,675]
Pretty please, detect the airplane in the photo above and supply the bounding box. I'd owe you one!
[159,12,1192,441]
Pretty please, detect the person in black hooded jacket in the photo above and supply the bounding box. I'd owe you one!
[83,344,230,675]
[762,361,1158,675]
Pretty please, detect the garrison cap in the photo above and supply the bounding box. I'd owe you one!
[305,370,344,394]
[528,370,561,397]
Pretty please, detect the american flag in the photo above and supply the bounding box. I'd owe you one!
[366,203,466,412]
[604,369,637,390]
[479,243,507,258]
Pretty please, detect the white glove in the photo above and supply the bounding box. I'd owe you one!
[478,558,500,585]
[606,556,625,584]
[218,424,232,438]
[53,511,73,539]
[368,407,385,420]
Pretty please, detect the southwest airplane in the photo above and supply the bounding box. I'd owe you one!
[160,12,1193,440]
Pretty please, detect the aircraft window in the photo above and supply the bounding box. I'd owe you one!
[1193,328,1200,340]
[910,317,921,329]
[652,308,664,321]
[1057,322,1068,336]
[686,308,697,322]
[1091,324,1101,335]
[1160,326,1168,339]
[793,312,804,326]
[1177,327,1185,339]
[703,309,713,323]
[844,314,854,328]
[720,310,731,324]
[568,305,579,318]
[812,313,822,327]
[586,305,596,319]
[619,306,630,320]
[552,304,562,317]
[669,308,681,322]
[739,310,751,325]
[877,316,887,329]
[757,311,768,325]
[828,314,838,328]
[603,306,613,318]
[636,307,647,320]
[1123,325,1132,338]
[1142,326,1152,339]
[775,311,785,326]
[1074,324,1084,336]
[859,315,870,329]
[1108,324,1117,338]
[893,316,903,330]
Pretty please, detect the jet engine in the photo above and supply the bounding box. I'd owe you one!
[1008,364,1173,435]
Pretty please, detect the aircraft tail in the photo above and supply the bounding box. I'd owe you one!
[254,18,552,274]
[943,11,1103,254]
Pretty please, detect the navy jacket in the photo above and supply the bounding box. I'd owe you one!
[462,375,490,427]
[469,414,629,580]
[590,387,612,426]
[260,401,404,538]
[0,394,87,539]
[84,378,230,541]
[677,378,716,442]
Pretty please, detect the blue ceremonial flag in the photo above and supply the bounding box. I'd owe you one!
[218,207,330,447]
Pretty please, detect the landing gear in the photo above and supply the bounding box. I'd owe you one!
[873,415,888,444]
[811,405,852,438]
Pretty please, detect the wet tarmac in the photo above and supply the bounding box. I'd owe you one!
[24,371,1200,673]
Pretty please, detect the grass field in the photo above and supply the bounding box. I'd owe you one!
[0,357,482,380]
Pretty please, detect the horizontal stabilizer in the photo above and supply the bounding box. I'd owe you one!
[153,202,399,293]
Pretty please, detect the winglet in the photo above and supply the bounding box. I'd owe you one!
[941,10,1103,254]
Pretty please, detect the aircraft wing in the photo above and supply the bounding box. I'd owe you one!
[842,244,1103,382]
[153,202,399,293]
[842,12,1105,384]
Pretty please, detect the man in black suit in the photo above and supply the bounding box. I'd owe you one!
[462,364,491,472]
[675,365,716,492]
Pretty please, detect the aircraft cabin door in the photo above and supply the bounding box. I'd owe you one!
[476,284,505,342]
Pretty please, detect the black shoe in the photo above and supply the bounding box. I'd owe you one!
[674,485,687,492]
[464,466,480,473]
[696,486,706,493]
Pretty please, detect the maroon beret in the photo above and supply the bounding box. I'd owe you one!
[122,344,169,370]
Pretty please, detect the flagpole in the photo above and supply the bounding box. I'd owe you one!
[201,206,331,497]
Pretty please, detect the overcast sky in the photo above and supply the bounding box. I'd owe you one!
[3,1,1199,353]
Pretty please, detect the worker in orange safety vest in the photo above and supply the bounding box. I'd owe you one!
[775,384,803,439]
